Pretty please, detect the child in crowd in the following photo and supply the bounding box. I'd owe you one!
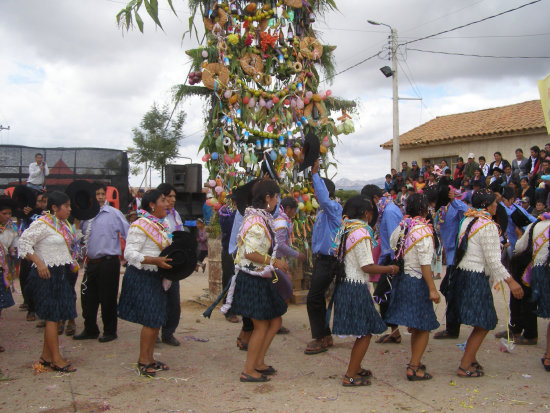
[196,218,208,272]
[532,200,548,218]
[414,175,426,193]
[384,174,393,193]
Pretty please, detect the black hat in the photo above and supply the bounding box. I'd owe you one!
[65,180,100,220]
[158,230,198,281]
[260,153,280,182]
[492,167,504,174]
[12,185,37,219]
[299,132,320,172]
[233,179,258,215]
[511,206,532,228]
[0,195,17,211]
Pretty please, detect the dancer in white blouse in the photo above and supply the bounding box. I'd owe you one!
[18,192,81,373]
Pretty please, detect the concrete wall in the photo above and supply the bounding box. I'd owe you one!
[389,132,550,168]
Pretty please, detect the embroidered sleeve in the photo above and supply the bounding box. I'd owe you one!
[124,225,147,267]
[275,226,298,258]
[480,223,510,283]
[352,237,374,268]
[242,223,269,255]
[389,225,401,251]
[415,233,434,266]
[18,221,48,258]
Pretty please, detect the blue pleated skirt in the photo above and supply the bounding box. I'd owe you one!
[446,268,498,330]
[118,265,167,328]
[530,265,550,319]
[0,274,14,309]
[230,270,287,320]
[25,264,77,321]
[384,272,440,331]
[331,280,387,337]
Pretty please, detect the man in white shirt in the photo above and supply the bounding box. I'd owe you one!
[27,153,49,191]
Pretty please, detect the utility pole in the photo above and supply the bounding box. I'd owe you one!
[390,28,399,171]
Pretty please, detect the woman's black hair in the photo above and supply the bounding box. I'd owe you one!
[342,195,377,226]
[251,180,280,209]
[93,181,107,192]
[157,183,176,196]
[434,184,450,211]
[281,196,298,210]
[47,191,70,211]
[322,178,336,199]
[494,151,502,157]
[141,189,163,213]
[474,167,482,175]
[530,145,540,155]
[471,188,496,209]
[361,184,383,201]
[501,186,515,201]
[405,193,428,217]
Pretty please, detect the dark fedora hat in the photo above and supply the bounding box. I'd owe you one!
[299,132,320,172]
[12,185,37,218]
[65,180,100,220]
[233,179,258,215]
[158,230,198,281]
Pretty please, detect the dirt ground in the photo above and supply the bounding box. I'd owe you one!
[1,267,549,413]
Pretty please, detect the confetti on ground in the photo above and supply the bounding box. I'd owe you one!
[183,336,209,342]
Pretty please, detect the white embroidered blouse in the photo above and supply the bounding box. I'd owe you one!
[344,229,374,284]
[18,220,74,267]
[124,224,171,272]
[514,220,550,266]
[0,223,18,252]
[456,216,510,283]
[390,223,434,279]
[235,216,272,271]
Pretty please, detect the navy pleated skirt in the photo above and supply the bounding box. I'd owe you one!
[0,273,14,309]
[118,265,167,328]
[531,265,550,319]
[385,272,440,331]
[230,270,287,320]
[331,280,387,337]
[446,268,498,330]
[25,264,77,321]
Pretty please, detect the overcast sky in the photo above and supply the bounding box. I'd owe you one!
[1,0,549,186]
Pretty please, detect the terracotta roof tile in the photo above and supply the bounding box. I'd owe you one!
[381,100,546,149]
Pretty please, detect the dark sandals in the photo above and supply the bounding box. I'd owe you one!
[342,374,371,386]
[376,333,402,344]
[457,365,484,378]
[138,362,157,377]
[39,358,51,368]
[304,338,327,355]
[406,364,432,381]
[236,337,248,351]
[255,366,276,375]
[358,368,373,377]
[153,360,169,371]
[240,372,269,382]
[51,363,77,373]
[542,356,550,372]
[433,330,459,339]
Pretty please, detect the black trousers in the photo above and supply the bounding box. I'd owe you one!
[509,283,538,339]
[306,254,338,339]
[221,249,235,292]
[162,280,180,338]
[81,256,120,335]
[441,265,461,336]
[19,259,34,312]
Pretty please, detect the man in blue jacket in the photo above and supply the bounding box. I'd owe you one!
[305,160,343,354]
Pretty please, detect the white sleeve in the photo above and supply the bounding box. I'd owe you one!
[242,224,267,255]
[514,222,534,254]
[43,162,49,177]
[416,235,434,266]
[28,163,41,181]
[18,221,49,258]
[390,225,401,251]
[124,225,147,267]
[351,237,374,268]
[480,223,510,283]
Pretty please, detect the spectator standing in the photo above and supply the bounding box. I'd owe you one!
[195,218,208,272]
[463,153,479,180]
[440,160,450,175]
[512,148,528,180]
[400,162,412,180]
[488,152,511,177]
[453,157,465,187]
[478,156,489,177]
[525,146,542,187]
[27,153,49,191]
[409,161,420,181]
[384,174,393,194]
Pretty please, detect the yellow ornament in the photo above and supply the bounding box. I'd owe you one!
[298,202,305,211]
[227,34,239,45]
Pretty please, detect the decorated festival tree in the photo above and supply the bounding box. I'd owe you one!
[118,0,356,263]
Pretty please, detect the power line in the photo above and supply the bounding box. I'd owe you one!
[320,51,381,83]
[407,47,550,59]
[399,0,543,46]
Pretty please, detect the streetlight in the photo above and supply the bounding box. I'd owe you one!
[368,19,400,170]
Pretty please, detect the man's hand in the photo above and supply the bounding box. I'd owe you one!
[312,159,320,175]
[23,206,32,215]
[155,256,173,269]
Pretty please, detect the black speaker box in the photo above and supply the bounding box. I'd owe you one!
[175,192,206,220]
[165,164,202,193]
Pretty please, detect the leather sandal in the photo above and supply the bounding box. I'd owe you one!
[457,366,484,378]
[39,358,51,368]
[358,368,373,377]
[137,362,156,377]
[342,374,371,386]
[236,337,248,351]
[407,364,433,381]
[153,360,169,371]
[240,372,269,382]
[376,333,401,344]
[433,330,459,339]
[255,366,276,375]
[51,363,77,373]
[541,356,550,372]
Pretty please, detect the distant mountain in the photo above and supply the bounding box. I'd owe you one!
[334,177,385,191]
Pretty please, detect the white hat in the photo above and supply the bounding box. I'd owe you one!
[468,153,475,159]
[206,193,213,199]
